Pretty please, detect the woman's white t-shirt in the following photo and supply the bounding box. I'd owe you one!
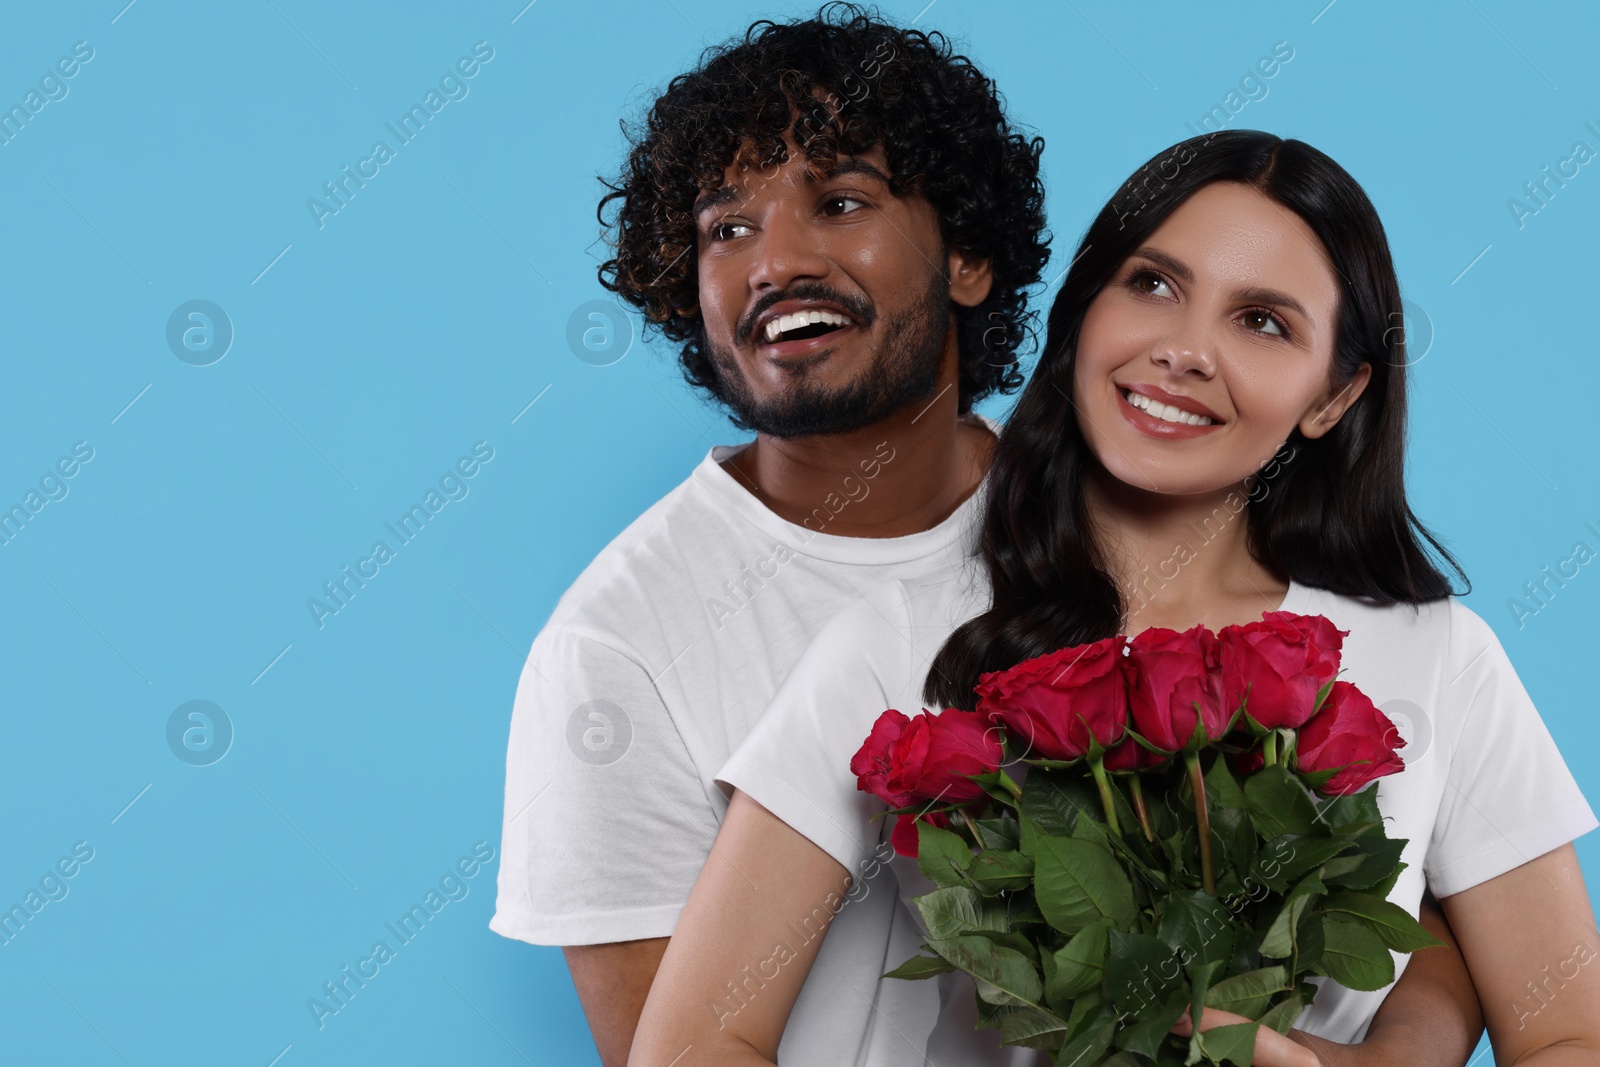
[716,556,1598,1045]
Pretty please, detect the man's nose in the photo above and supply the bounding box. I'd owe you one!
[748,209,831,295]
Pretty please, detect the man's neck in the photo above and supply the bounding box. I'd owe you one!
[718,380,995,540]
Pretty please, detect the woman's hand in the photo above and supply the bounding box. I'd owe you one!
[1172,1007,1322,1067]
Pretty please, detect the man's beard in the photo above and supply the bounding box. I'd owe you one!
[703,273,953,439]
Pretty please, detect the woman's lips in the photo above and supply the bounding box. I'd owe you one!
[1115,386,1225,440]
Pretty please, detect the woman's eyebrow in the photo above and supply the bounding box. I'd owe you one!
[1131,245,1311,321]
[1234,285,1309,321]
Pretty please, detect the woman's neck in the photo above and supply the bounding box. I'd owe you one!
[1084,465,1289,635]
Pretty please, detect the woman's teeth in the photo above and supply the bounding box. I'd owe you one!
[1125,390,1215,426]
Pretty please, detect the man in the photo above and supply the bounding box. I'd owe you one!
[493,5,1483,1065]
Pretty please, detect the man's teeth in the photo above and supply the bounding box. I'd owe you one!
[763,308,853,343]
[1125,390,1214,426]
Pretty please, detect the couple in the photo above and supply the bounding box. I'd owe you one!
[493,6,1600,1065]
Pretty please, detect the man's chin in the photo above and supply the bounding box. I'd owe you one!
[727,395,890,440]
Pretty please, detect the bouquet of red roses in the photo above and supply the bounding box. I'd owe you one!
[851,613,1438,1066]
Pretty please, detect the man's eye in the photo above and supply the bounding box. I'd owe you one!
[710,220,753,241]
[823,195,866,216]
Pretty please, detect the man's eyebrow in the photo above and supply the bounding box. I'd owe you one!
[1129,245,1311,321]
[691,157,894,221]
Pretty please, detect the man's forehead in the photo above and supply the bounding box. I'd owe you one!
[692,150,894,218]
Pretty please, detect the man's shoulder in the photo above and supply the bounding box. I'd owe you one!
[539,454,764,644]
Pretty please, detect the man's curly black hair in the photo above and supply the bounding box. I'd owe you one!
[597,2,1050,421]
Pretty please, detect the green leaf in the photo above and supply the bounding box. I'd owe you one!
[1033,835,1138,935]
[1243,765,1320,838]
[917,822,974,887]
[1257,991,1310,1035]
[1046,920,1110,1002]
[1318,854,1367,881]
[1204,753,1249,811]
[1158,891,1237,970]
[967,771,1023,811]
[914,886,1004,941]
[1019,768,1099,839]
[1197,1020,1259,1066]
[998,1004,1071,1050]
[1062,989,1107,1039]
[1316,786,1383,836]
[1106,929,1180,1017]
[1260,835,1357,891]
[1320,893,1444,954]
[1113,988,1190,1058]
[1260,872,1324,959]
[881,953,955,980]
[926,933,1043,1006]
[1317,918,1396,991]
[1294,914,1326,976]
[1053,1004,1116,1066]
[1007,893,1045,929]
[967,848,1035,895]
[1203,966,1288,1018]
[1322,835,1406,891]
[974,815,1021,852]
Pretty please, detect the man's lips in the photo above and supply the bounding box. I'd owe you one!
[756,322,859,361]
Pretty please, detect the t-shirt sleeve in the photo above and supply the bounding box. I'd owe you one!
[716,583,917,877]
[491,626,715,946]
[1424,602,1599,897]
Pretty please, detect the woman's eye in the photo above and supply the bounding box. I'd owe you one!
[1130,271,1173,299]
[823,195,866,216]
[1241,308,1287,337]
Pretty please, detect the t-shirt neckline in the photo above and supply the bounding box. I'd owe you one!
[690,414,997,565]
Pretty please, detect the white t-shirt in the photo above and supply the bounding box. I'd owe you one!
[718,557,1598,1047]
[493,417,1036,1066]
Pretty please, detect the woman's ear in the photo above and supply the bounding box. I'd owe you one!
[948,246,994,308]
[1300,362,1372,439]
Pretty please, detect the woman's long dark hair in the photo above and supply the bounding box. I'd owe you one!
[924,129,1467,711]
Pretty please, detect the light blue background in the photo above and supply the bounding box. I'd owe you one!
[2,1,1595,1063]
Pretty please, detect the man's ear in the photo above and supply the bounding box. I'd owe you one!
[948,245,993,308]
[1300,362,1372,439]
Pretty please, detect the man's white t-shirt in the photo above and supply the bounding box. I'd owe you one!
[718,556,1599,1047]
[493,417,1039,1066]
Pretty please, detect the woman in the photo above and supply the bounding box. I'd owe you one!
[629,132,1599,1065]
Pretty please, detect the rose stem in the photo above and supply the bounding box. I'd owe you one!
[1185,752,1215,894]
[1088,755,1123,837]
[1128,775,1155,842]
[1263,729,1279,768]
[958,808,984,845]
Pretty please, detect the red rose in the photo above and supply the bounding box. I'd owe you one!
[1125,625,1228,752]
[975,637,1129,761]
[1103,735,1164,771]
[1295,681,1406,795]
[886,708,1003,805]
[851,709,916,808]
[891,811,951,858]
[851,707,1001,808]
[1218,613,1346,730]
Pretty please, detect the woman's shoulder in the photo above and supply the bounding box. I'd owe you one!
[1293,585,1505,677]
